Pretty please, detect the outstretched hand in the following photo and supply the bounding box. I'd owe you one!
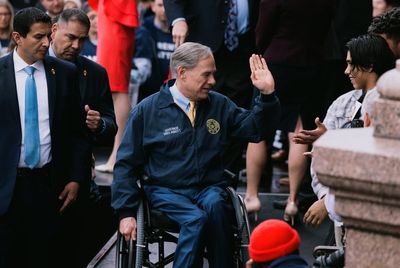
[292,117,327,145]
[249,54,275,95]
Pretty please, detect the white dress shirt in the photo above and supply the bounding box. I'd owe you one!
[236,0,249,34]
[14,50,52,168]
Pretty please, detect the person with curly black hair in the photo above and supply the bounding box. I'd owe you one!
[369,7,400,57]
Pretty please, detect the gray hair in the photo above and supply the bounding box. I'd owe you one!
[170,42,213,77]
[54,8,90,30]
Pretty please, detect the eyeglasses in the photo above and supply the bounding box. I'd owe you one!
[0,12,11,17]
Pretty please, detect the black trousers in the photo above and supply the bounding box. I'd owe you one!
[0,166,64,268]
[213,44,254,174]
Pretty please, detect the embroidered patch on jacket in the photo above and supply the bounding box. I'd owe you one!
[206,119,220,134]
[163,126,181,136]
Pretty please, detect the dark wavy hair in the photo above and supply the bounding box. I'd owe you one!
[13,7,51,38]
[345,34,395,77]
[368,7,400,43]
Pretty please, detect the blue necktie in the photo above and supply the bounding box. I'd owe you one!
[24,66,40,169]
[225,0,239,51]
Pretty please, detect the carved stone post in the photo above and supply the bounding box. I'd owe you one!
[312,60,400,267]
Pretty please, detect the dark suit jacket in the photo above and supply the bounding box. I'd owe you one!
[164,0,259,53]
[0,53,91,215]
[75,56,117,144]
[333,0,372,57]
[256,0,336,66]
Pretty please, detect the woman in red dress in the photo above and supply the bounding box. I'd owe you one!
[90,0,138,172]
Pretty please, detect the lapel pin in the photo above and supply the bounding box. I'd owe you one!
[51,68,56,75]
[83,69,87,77]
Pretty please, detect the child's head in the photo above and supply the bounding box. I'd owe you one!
[248,219,301,264]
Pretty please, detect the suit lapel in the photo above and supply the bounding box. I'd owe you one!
[43,57,56,130]
[1,53,21,134]
[76,57,87,103]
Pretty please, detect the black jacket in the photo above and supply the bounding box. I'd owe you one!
[0,53,91,215]
[164,0,259,53]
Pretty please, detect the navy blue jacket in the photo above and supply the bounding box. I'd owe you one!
[112,80,280,218]
[267,254,309,268]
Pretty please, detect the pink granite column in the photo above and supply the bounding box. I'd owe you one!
[312,60,400,268]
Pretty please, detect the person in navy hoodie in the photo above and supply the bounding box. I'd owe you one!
[247,219,309,268]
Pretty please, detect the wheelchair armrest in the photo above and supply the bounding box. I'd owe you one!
[224,169,237,180]
[224,169,238,188]
[313,245,341,258]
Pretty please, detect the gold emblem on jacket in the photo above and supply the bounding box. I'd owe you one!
[206,119,220,134]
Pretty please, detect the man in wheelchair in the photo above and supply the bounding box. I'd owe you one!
[111,42,280,268]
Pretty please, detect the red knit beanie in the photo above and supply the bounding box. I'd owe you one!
[248,219,301,263]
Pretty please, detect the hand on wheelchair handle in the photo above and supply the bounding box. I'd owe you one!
[119,217,137,241]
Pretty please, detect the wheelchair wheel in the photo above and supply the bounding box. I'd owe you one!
[135,201,145,267]
[226,187,251,267]
[115,201,145,268]
[116,232,129,268]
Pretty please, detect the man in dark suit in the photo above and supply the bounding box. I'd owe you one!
[50,9,117,150]
[0,7,91,268]
[164,0,259,109]
[49,8,117,266]
[164,0,260,174]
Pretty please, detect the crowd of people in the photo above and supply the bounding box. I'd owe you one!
[0,0,400,267]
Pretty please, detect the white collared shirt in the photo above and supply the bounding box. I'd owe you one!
[14,49,52,168]
[48,44,57,58]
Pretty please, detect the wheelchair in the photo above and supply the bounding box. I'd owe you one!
[115,171,251,268]
[312,221,346,268]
